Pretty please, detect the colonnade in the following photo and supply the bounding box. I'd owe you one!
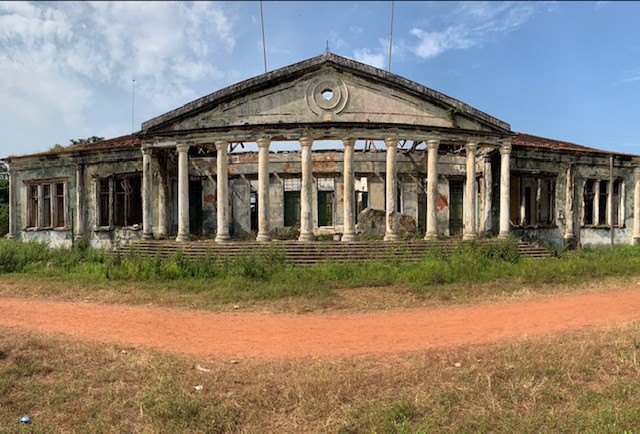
[140,138,514,243]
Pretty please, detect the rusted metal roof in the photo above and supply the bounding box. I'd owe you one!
[4,134,141,161]
[514,133,637,157]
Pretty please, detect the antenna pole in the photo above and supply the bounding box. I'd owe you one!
[131,78,135,134]
[260,0,267,73]
[388,0,395,72]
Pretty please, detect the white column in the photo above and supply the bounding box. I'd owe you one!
[5,166,15,239]
[342,138,357,242]
[176,144,190,242]
[564,165,575,243]
[463,142,478,240]
[425,139,439,240]
[141,146,153,239]
[384,137,400,241]
[256,138,271,242]
[215,140,230,243]
[75,164,84,241]
[499,143,511,238]
[157,159,168,239]
[298,137,315,242]
[634,167,640,244]
[482,158,492,235]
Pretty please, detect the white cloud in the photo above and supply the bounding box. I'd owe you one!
[0,0,238,146]
[410,26,474,59]
[353,48,386,69]
[409,2,538,59]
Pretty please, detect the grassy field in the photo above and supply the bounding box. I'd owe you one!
[2,241,640,431]
[1,239,640,312]
[2,322,640,432]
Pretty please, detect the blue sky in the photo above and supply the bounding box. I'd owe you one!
[1,1,639,157]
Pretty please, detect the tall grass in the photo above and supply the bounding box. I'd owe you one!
[2,239,640,301]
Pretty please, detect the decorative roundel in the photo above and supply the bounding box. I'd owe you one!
[305,78,349,115]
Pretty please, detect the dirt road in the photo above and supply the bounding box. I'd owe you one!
[1,286,640,359]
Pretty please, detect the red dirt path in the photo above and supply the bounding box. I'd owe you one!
[2,287,640,359]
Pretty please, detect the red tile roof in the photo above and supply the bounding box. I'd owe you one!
[5,134,141,161]
[513,133,628,156]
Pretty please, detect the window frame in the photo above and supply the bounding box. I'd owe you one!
[24,178,68,231]
[581,178,625,228]
[95,173,143,230]
[509,173,557,228]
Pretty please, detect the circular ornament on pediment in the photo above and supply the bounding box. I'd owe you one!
[305,78,349,115]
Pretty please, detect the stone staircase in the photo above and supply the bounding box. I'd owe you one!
[114,238,551,265]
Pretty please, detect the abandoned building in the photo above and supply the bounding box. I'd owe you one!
[3,52,640,249]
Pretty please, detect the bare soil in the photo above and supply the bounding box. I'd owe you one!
[2,285,640,360]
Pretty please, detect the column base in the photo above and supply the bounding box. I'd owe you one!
[157,233,167,240]
[298,232,316,242]
[5,233,15,240]
[341,232,357,242]
[176,233,190,242]
[256,233,272,242]
[564,235,577,250]
[462,232,477,241]
[424,232,438,241]
[498,231,511,239]
[215,234,231,243]
[383,232,400,241]
[142,232,154,240]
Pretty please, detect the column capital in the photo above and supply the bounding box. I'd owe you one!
[427,139,440,150]
[342,137,356,148]
[215,140,228,151]
[384,137,398,149]
[141,145,152,156]
[256,138,271,149]
[634,166,640,176]
[176,143,190,153]
[465,142,478,153]
[500,143,512,155]
[299,137,314,148]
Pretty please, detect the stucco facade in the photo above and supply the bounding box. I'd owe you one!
[3,53,640,248]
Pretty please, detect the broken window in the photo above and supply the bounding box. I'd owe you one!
[25,180,66,229]
[283,178,301,227]
[317,177,334,226]
[510,174,556,227]
[96,174,142,228]
[27,185,38,228]
[582,179,624,227]
[355,177,369,223]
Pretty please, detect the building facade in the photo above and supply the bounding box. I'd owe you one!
[4,53,640,248]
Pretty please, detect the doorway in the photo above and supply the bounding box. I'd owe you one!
[449,180,464,236]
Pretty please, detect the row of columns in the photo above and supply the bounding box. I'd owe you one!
[140,139,514,243]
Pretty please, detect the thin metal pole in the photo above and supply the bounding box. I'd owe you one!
[388,0,395,72]
[260,0,267,73]
[131,78,135,134]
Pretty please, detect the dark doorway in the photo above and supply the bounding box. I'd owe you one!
[418,192,426,232]
[189,179,203,236]
[317,191,334,226]
[284,191,301,227]
[250,190,258,232]
[449,180,464,236]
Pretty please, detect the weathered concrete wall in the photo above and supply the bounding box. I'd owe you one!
[231,178,251,235]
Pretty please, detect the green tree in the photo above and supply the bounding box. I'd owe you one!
[48,136,105,152]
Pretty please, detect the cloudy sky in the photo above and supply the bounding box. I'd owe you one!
[1,1,639,157]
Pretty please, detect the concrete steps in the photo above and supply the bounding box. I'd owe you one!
[114,238,551,264]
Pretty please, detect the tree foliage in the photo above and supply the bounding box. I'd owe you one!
[49,136,105,152]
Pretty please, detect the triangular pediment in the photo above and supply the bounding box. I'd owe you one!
[142,53,510,135]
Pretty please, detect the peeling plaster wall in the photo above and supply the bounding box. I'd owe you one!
[6,145,639,247]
